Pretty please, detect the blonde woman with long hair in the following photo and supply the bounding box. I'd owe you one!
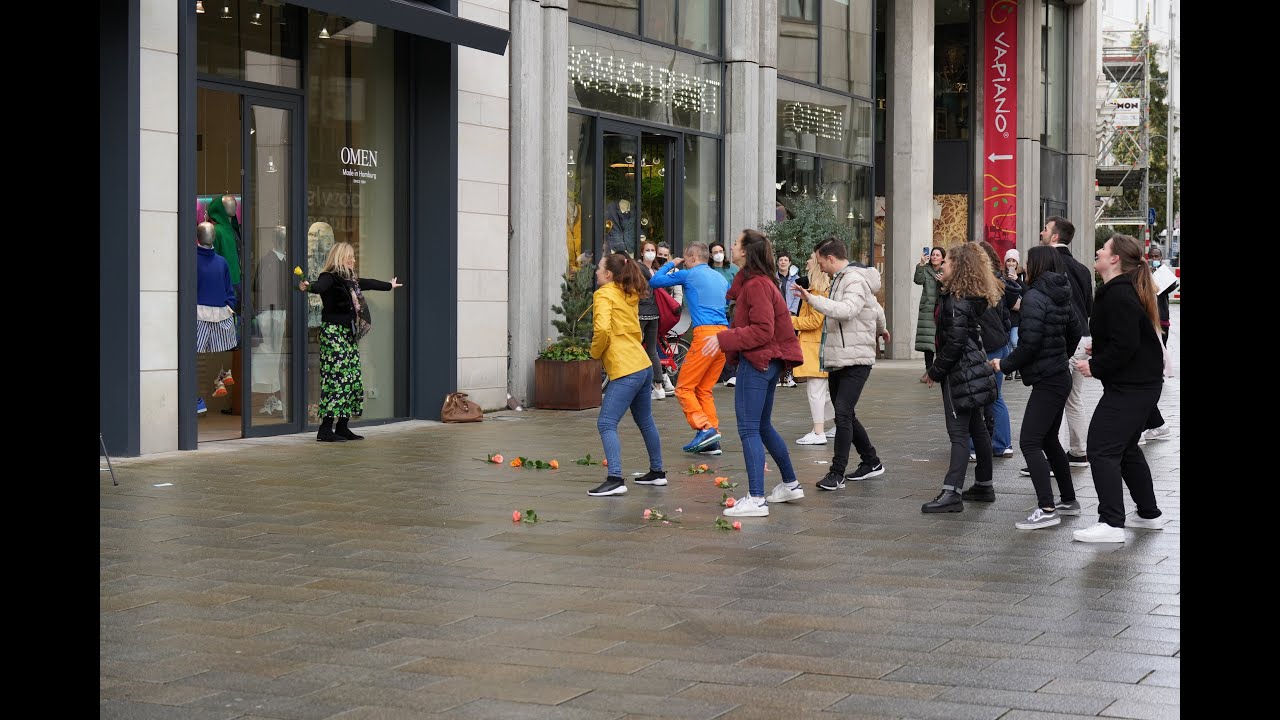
[298,242,404,442]
[791,256,836,444]
[1070,234,1168,542]
[921,242,1002,513]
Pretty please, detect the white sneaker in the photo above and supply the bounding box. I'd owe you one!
[723,495,769,517]
[782,377,797,387]
[662,376,676,393]
[1015,508,1061,530]
[1142,426,1173,442]
[1137,434,1147,446]
[1127,514,1168,529]
[796,431,827,445]
[1072,523,1125,543]
[723,377,736,387]
[767,482,804,503]
[824,426,836,438]
[651,386,665,400]
[968,453,977,463]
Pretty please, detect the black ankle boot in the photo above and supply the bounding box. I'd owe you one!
[922,488,964,513]
[335,417,363,440]
[317,416,346,442]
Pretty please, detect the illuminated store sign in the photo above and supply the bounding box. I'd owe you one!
[782,101,844,141]
[568,46,720,116]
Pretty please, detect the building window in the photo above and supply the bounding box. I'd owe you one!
[780,0,872,97]
[934,0,971,141]
[777,80,871,164]
[571,0,722,56]
[1042,1,1068,150]
[197,0,303,87]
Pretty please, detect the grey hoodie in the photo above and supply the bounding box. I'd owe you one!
[803,263,886,369]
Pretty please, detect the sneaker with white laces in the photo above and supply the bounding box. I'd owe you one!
[767,482,804,503]
[824,426,836,438]
[1016,507,1061,530]
[816,471,845,491]
[1054,499,1082,515]
[1072,522,1125,543]
[796,431,827,445]
[1127,514,1167,529]
[1142,426,1173,442]
[723,495,769,517]
[634,470,668,486]
[723,376,736,387]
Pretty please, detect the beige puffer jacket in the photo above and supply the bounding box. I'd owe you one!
[804,263,886,369]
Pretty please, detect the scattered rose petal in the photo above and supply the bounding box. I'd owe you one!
[662,520,670,525]
[602,459,608,466]
[492,454,504,464]
[549,460,559,469]
[643,509,652,519]
[724,497,736,507]
[675,508,683,513]
[732,521,742,530]
[512,510,522,522]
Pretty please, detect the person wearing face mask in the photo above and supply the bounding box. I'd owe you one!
[774,252,801,388]
[708,241,740,387]
[635,241,666,401]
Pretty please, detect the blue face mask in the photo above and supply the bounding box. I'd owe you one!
[1151,260,1162,268]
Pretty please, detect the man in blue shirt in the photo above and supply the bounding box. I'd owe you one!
[650,242,730,453]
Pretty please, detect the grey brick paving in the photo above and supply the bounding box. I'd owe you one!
[101,310,1181,718]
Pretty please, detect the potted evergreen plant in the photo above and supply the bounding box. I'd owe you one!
[763,184,860,264]
[534,264,603,410]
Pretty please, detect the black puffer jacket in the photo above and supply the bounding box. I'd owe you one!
[928,292,997,411]
[999,271,1077,385]
[1087,275,1163,388]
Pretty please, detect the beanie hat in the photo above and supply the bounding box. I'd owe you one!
[1003,248,1020,263]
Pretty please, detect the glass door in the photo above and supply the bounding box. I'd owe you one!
[243,97,299,435]
[598,120,679,262]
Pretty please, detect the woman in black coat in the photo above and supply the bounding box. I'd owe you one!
[921,243,1001,513]
[1071,234,1167,543]
[992,246,1081,530]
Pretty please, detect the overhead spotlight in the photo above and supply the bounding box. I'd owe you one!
[319,25,330,39]
[250,11,263,26]
[220,4,232,20]
[195,1,205,13]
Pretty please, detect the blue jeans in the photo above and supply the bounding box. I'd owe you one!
[1009,325,1019,351]
[734,359,798,497]
[597,367,663,478]
[971,344,1012,454]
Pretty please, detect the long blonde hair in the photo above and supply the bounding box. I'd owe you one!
[321,242,357,278]
[943,243,1003,308]
[805,255,831,296]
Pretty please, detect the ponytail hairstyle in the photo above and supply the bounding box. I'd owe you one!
[603,252,651,299]
[1108,233,1161,337]
[737,229,775,279]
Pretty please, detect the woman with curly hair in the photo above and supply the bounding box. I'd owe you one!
[921,242,1002,513]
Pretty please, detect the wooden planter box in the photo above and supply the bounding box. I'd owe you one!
[534,358,603,410]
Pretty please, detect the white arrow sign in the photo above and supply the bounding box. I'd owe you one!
[987,153,1013,162]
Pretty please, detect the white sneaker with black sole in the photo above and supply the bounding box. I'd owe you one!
[587,478,627,496]
[845,461,885,481]
[1016,507,1061,530]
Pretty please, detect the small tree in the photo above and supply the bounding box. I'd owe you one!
[539,264,594,361]
[762,185,857,265]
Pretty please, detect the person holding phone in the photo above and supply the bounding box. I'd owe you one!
[914,246,946,382]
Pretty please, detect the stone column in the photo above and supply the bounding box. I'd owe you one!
[1015,0,1041,255]
[1067,0,1098,273]
[758,0,778,228]
[542,1,569,331]
[508,0,544,406]
[724,0,760,237]
[885,0,933,359]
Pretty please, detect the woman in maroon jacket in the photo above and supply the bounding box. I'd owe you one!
[700,229,805,518]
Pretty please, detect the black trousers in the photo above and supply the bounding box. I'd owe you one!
[1087,384,1163,527]
[827,365,878,475]
[923,350,935,372]
[640,318,662,382]
[940,381,992,491]
[1019,371,1075,508]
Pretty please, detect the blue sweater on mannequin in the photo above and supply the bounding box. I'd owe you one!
[197,245,237,308]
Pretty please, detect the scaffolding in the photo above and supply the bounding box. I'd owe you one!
[1095,28,1151,229]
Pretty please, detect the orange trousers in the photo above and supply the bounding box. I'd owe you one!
[675,325,727,431]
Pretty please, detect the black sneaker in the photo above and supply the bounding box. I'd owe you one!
[961,484,996,502]
[1066,452,1089,468]
[1019,467,1056,477]
[922,488,964,513]
[845,461,885,481]
[634,470,668,486]
[587,478,627,496]
[816,471,845,490]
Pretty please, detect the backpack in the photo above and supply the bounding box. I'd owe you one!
[654,287,681,336]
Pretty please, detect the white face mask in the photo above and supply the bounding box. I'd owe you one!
[643,251,656,262]
[712,252,725,263]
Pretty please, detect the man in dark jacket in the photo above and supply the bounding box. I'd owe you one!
[1040,216,1093,469]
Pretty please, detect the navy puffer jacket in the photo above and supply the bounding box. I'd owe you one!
[998,271,1078,385]
[928,292,997,411]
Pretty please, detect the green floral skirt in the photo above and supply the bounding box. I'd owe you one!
[319,322,364,419]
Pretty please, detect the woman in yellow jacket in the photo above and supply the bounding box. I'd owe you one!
[792,258,837,445]
[588,253,667,497]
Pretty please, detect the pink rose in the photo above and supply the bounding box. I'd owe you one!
[732,521,742,530]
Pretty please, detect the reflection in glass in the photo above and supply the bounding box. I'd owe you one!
[779,0,818,83]
[568,23,722,133]
[935,0,972,140]
[249,105,292,428]
[603,133,639,257]
[197,0,302,87]
[1043,2,1067,150]
[568,114,594,271]
[642,0,721,55]
[640,134,671,249]
[569,0,640,35]
[777,80,872,163]
[683,135,720,250]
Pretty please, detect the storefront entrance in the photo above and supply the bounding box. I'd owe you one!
[196,85,303,442]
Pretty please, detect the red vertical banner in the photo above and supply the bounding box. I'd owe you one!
[983,0,1018,260]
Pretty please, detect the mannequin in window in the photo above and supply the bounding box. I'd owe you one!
[604,198,635,255]
[204,194,243,295]
[252,225,290,415]
[195,221,238,416]
[305,221,336,329]
[566,201,582,271]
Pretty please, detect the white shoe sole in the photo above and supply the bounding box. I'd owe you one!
[588,485,628,497]
[635,478,668,486]
[796,437,827,445]
[1072,528,1125,543]
[767,489,804,503]
[723,504,768,517]
[846,466,885,481]
[698,448,723,456]
[1055,506,1082,516]
[1016,516,1061,530]
[1126,517,1167,529]
[1068,460,1089,468]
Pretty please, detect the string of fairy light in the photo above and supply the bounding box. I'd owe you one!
[782,101,844,141]
[568,46,720,116]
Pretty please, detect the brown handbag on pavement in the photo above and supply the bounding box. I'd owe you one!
[441,392,484,423]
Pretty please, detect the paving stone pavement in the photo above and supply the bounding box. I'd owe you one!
[101,310,1180,719]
